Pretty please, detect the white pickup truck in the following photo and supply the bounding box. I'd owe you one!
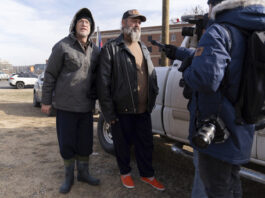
[97,36,265,185]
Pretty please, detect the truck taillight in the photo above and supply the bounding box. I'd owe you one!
[10,77,14,80]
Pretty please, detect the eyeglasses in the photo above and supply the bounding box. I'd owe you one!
[77,19,90,25]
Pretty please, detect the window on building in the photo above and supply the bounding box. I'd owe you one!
[171,34,176,41]
[148,46,152,52]
[159,58,162,65]
[159,35,162,42]
[159,47,162,52]
[148,35,152,42]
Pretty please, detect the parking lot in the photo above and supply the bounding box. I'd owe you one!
[0,81,264,198]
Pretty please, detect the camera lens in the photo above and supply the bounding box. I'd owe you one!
[182,27,195,37]
[192,123,216,149]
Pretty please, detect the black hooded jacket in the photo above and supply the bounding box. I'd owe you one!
[42,8,99,113]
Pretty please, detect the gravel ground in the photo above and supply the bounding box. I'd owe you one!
[0,81,264,198]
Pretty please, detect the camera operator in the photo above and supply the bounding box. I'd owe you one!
[161,13,210,198]
[178,0,264,197]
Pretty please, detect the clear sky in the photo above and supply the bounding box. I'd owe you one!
[0,0,208,66]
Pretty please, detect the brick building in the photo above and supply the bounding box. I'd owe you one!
[91,23,192,66]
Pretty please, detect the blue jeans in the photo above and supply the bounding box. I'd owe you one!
[192,150,208,198]
[198,152,242,198]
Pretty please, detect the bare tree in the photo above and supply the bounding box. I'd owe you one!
[184,5,207,15]
[170,5,207,24]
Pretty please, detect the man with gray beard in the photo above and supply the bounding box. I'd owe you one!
[97,9,165,191]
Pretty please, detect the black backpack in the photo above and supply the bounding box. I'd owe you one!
[228,29,265,125]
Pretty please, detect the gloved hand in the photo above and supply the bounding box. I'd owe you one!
[162,44,178,60]
[178,56,193,72]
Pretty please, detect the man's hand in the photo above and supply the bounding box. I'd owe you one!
[163,44,178,60]
[41,104,52,115]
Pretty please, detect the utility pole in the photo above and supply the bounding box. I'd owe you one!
[161,0,169,66]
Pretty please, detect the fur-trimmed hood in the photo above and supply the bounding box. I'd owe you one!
[210,0,265,30]
[69,8,95,39]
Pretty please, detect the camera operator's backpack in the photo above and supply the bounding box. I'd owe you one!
[224,27,265,125]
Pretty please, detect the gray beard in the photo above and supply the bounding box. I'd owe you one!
[76,31,89,38]
[122,26,141,42]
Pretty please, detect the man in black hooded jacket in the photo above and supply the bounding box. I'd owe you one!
[42,8,100,194]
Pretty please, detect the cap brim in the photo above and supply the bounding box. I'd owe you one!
[129,15,146,22]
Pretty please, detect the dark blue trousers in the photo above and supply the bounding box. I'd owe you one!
[199,152,242,198]
[56,109,93,160]
[111,112,154,177]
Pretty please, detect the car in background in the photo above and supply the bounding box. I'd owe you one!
[33,72,56,116]
[9,72,38,89]
[0,72,9,80]
[33,72,44,107]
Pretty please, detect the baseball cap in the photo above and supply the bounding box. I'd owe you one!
[122,9,146,22]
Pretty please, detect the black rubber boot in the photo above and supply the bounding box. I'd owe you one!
[59,162,75,194]
[76,160,100,185]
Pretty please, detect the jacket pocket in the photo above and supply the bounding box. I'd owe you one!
[64,54,81,72]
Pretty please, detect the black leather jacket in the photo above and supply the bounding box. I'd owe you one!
[97,34,159,122]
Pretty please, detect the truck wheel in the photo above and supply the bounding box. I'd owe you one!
[33,92,41,107]
[16,82,24,89]
[97,113,115,155]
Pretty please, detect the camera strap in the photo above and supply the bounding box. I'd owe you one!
[195,92,201,129]
[195,92,223,123]
[219,23,233,103]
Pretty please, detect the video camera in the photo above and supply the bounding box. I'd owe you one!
[150,14,208,54]
[181,14,206,41]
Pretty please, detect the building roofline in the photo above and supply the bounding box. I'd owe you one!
[92,23,192,38]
